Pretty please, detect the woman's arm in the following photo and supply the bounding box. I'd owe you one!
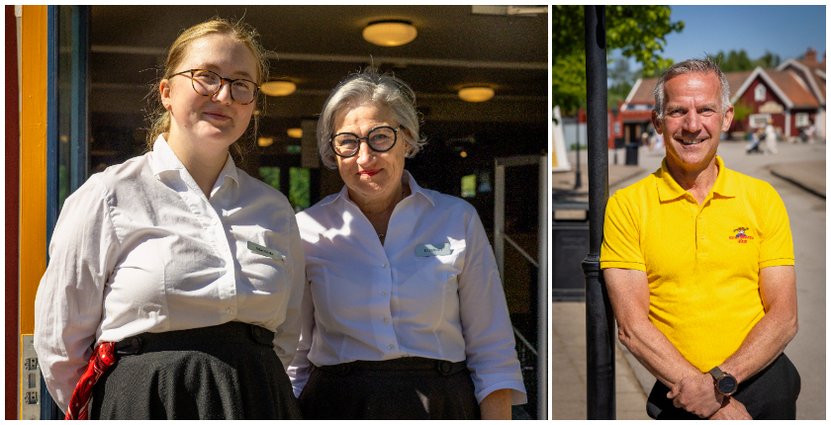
[33,176,117,412]
[479,389,512,419]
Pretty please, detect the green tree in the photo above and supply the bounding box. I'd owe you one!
[711,49,753,72]
[607,57,639,109]
[754,50,781,69]
[708,49,782,72]
[552,5,684,113]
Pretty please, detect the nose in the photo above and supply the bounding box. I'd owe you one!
[355,139,374,164]
[212,81,234,106]
[682,110,701,133]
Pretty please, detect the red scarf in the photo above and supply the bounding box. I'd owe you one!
[64,342,117,420]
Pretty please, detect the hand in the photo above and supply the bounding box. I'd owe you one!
[709,397,752,420]
[667,373,723,418]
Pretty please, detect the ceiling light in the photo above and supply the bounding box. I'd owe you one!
[257,137,274,148]
[458,86,495,103]
[287,128,303,139]
[260,80,296,97]
[362,20,418,47]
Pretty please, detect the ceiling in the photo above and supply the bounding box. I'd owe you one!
[87,5,549,163]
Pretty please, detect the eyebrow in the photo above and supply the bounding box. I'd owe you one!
[196,64,255,80]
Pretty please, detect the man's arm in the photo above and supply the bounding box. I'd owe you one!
[716,265,798,383]
[604,268,725,417]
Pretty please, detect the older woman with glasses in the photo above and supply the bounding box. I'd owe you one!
[33,18,303,419]
[287,69,526,420]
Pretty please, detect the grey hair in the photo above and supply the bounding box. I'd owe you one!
[316,68,427,169]
[653,58,731,119]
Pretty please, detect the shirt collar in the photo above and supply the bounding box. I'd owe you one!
[655,155,734,202]
[149,134,239,186]
[321,170,436,208]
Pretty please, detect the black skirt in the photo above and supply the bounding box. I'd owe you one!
[299,357,480,419]
[90,321,302,419]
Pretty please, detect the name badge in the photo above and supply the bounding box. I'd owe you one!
[248,241,286,262]
[416,243,453,257]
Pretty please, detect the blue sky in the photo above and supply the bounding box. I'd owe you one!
[657,5,826,65]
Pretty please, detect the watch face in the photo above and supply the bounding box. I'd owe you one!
[717,375,738,395]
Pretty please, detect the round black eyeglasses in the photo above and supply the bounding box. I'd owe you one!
[169,69,259,105]
[330,126,400,158]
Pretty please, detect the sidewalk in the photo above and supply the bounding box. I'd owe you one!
[551,154,654,420]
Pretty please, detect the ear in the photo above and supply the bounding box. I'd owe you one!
[651,110,663,134]
[160,79,172,110]
[721,105,734,132]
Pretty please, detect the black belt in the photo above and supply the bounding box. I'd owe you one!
[114,322,274,356]
[315,357,468,376]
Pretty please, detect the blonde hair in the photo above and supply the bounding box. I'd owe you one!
[144,18,270,160]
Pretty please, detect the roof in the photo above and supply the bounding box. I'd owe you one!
[766,69,819,108]
[622,65,824,112]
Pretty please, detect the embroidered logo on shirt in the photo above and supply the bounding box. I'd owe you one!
[247,241,286,262]
[728,227,754,244]
[416,243,453,257]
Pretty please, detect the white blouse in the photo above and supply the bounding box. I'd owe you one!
[33,136,305,412]
[287,171,526,405]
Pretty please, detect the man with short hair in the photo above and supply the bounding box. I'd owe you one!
[600,58,800,419]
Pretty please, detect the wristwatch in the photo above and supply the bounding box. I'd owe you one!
[708,366,738,396]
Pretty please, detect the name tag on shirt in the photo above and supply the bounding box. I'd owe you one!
[248,241,286,262]
[416,243,453,257]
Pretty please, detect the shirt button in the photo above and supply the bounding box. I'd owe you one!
[387,344,395,350]
[382,290,388,296]
[382,263,388,268]
[384,317,390,324]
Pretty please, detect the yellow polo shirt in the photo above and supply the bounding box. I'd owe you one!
[600,156,794,371]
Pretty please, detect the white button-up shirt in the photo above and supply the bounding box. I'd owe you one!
[287,171,526,404]
[34,136,305,412]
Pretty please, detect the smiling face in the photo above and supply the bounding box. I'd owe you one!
[160,33,257,153]
[333,102,408,208]
[653,71,733,176]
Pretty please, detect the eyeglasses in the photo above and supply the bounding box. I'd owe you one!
[169,69,259,105]
[330,125,400,158]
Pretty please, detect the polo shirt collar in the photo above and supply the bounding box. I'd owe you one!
[655,155,734,202]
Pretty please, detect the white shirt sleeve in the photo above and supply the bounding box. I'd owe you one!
[33,176,121,412]
[272,216,306,371]
[458,210,528,405]
[286,280,315,397]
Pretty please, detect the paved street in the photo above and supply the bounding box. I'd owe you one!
[551,140,826,419]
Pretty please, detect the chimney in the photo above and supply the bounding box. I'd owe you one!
[803,48,818,66]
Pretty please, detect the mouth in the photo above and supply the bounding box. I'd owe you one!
[359,169,380,177]
[676,136,706,146]
[203,111,231,121]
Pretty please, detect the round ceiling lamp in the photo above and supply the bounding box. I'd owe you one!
[458,86,495,103]
[286,128,303,139]
[260,80,297,97]
[362,20,418,47]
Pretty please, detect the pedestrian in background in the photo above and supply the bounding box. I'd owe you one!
[765,117,779,154]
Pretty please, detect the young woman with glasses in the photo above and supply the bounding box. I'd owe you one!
[33,18,304,419]
[286,69,527,419]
